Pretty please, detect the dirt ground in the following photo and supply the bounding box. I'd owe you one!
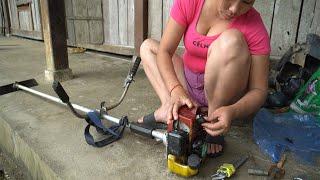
[0,149,29,180]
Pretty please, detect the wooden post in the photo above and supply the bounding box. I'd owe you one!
[134,0,148,56]
[40,0,72,82]
[1,0,10,36]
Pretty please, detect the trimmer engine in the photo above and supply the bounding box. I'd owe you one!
[167,106,208,177]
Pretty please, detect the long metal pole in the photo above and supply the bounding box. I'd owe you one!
[15,84,167,143]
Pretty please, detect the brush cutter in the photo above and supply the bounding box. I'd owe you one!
[0,56,211,177]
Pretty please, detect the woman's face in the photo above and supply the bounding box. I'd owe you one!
[216,0,255,20]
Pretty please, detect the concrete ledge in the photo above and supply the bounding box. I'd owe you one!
[0,114,59,180]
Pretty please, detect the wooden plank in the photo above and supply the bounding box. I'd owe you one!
[88,20,103,44]
[119,0,128,45]
[67,16,102,20]
[66,20,76,45]
[65,0,75,44]
[74,20,89,43]
[76,43,134,55]
[73,0,87,17]
[87,0,102,18]
[270,0,301,57]
[18,8,33,31]
[134,0,148,55]
[87,0,103,45]
[148,0,162,40]
[8,0,19,30]
[0,1,3,31]
[65,0,74,17]
[297,0,320,43]
[253,0,275,35]
[11,28,42,39]
[2,0,11,35]
[127,0,135,46]
[31,0,41,32]
[103,0,119,45]
[16,0,32,6]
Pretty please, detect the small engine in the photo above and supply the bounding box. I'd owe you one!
[167,106,208,177]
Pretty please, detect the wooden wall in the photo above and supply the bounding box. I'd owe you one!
[148,0,320,57]
[297,0,320,43]
[65,0,135,55]
[7,0,42,39]
[0,0,3,34]
[4,0,320,57]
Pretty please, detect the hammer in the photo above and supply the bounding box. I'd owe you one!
[268,154,286,179]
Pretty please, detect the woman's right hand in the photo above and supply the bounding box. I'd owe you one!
[167,85,195,124]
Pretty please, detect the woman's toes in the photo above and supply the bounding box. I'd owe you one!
[207,144,223,154]
[207,144,215,154]
[214,144,219,153]
[137,117,143,123]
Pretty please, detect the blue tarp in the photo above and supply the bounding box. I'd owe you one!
[253,108,320,164]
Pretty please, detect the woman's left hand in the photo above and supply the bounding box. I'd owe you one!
[202,105,236,136]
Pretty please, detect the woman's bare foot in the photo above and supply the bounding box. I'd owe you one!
[200,113,224,155]
[207,144,223,154]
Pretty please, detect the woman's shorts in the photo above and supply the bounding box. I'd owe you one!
[184,66,208,107]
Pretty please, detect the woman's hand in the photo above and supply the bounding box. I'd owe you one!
[167,85,195,124]
[202,105,236,136]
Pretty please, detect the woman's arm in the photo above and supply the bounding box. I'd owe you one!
[157,18,195,121]
[157,17,186,92]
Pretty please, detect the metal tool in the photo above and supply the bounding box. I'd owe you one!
[268,154,286,180]
[211,155,249,180]
[248,168,269,176]
[0,79,38,96]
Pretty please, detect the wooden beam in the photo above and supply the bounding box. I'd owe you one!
[134,0,148,56]
[39,0,72,82]
[2,0,11,36]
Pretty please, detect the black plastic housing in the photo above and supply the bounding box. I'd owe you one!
[167,130,189,157]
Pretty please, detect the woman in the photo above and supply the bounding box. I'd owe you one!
[138,0,270,156]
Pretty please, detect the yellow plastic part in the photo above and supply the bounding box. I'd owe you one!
[167,154,198,177]
[217,163,236,178]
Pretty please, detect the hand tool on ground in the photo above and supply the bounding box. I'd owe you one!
[211,155,249,180]
[268,154,286,179]
[247,155,269,177]
[0,56,214,177]
[248,168,269,176]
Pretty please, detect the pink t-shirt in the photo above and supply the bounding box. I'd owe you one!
[170,0,271,73]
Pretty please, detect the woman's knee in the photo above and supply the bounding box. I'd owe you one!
[208,29,249,65]
[140,38,159,58]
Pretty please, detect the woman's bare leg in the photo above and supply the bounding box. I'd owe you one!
[138,39,187,123]
[204,29,251,153]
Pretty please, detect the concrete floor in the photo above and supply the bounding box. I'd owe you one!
[0,36,319,180]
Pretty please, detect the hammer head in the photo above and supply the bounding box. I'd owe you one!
[0,79,38,96]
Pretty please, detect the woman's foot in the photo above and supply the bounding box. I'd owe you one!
[200,113,224,156]
[206,135,225,157]
[207,144,223,155]
[138,103,171,124]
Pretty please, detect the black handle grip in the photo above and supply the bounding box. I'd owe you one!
[52,81,70,103]
[129,122,154,139]
[130,56,141,77]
